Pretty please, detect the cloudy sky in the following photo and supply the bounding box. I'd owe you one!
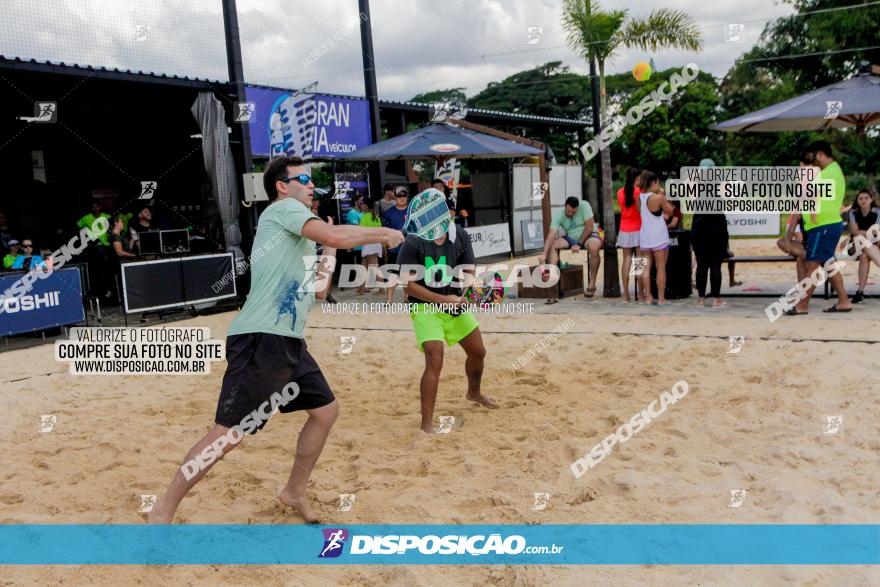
[2,0,794,101]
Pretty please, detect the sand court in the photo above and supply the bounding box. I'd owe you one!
[2,249,880,584]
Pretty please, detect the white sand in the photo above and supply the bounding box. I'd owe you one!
[1,238,879,585]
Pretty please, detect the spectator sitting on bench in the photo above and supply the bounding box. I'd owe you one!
[538,196,602,304]
[777,153,816,285]
[109,216,137,259]
[846,188,880,303]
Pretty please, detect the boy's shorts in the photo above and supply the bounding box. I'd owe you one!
[409,303,479,352]
[804,223,843,263]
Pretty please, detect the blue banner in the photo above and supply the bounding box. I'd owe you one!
[244,86,372,159]
[1,525,877,565]
[0,267,84,336]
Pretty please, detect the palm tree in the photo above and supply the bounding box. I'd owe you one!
[562,1,702,296]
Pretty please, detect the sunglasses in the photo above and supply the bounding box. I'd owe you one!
[22,244,33,248]
[280,174,312,186]
[396,193,409,198]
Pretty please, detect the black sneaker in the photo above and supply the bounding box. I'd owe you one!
[852,291,864,304]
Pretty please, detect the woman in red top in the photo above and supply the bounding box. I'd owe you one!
[617,167,642,302]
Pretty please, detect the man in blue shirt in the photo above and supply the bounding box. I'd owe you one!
[382,188,409,303]
[11,239,46,270]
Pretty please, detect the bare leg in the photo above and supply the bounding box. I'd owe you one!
[794,261,820,313]
[457,327,497,409]
[858,254,870,292]
[828,271,851,310]
[148,424,239,523]
[356,254,368,293]
[420,341,444,433]
[727,261,741,287]
[586,237,601,293]
[654,249,669,304]
[278,400,340,523]
[641,252,654,304]
[865,244,880,269]
[365,254,381,293]
[385,275,398,304]
[621,248,632,301]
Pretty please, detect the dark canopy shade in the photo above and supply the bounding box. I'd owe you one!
[714,70,880,133]
[342,122,543,160]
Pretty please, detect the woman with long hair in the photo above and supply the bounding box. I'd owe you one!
[637,171,674,305]
[617,167,642,302]
[847,188,880,303]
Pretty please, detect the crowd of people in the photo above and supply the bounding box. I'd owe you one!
[537,141,878,310]
[0,201,194,305]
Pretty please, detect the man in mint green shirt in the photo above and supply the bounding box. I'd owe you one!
[538,196,603,302]
[150,156,404,525]
[790,140,851,315]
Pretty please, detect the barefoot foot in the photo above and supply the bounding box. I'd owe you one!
[279,490,320,523]
[466,392,498,409]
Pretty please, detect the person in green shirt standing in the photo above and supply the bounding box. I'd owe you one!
[538,196,603,304]
[77,202,113,299]
[149,156,403,525]
[2,239,20,269]
[789,141,852,315]
[77,202,111,247]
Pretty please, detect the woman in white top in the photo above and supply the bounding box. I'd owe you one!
[638,171,675,305]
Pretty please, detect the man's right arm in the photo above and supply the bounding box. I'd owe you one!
[301,218,403,250]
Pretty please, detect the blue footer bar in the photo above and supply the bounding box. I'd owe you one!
[1,524,878,565]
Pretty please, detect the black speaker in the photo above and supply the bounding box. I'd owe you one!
[650,230,693,300]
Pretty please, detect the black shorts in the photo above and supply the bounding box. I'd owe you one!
[214,333,335,432]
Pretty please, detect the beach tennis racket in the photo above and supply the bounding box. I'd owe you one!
[402,188,451,241]
[462,271,506,306]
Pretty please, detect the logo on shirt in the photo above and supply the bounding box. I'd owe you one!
[319,528,349,558]
[425,255,452,287]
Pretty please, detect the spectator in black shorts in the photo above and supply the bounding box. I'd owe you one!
[846,188,880,303]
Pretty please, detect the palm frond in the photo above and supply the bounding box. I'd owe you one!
[561,0,627,62]
[620,8,703,53]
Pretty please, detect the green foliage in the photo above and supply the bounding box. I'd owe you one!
[470,62,592,160]
[715,1,880,184]
[409,88,468,104]
[613,69,721,177]
[756,0,880,91]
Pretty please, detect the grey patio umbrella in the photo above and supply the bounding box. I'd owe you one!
[713,68,880,133]
[342,121,543,160]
